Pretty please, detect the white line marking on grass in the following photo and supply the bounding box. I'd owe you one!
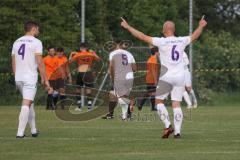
[1,136,240,144]
[187,151,240,154]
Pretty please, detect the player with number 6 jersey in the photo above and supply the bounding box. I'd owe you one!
[11,21,49,138]
[121,16,207,138]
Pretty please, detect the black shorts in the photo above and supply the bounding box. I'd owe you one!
[49,78,65,90]
[146,83,156,93]
[49,80,56,89]
[76,72,94,88]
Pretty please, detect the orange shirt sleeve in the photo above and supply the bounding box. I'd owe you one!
[90,51,100,61]
[72,51,96,66]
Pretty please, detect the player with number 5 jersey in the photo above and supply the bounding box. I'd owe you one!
[11,21,49,138]
[109,40,136,120]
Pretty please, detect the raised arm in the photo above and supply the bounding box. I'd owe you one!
[69,51,77,60]
[191,16,207,43]
[92,51,101,61]
[121,17,153,45]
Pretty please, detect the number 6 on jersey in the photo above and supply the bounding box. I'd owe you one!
[171,45,179,61]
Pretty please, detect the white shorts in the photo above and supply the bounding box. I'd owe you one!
[114,79,133,97]
[155,71,185,101]
[184,68,192,87]
[16,81,37,101]
[156,86,185,101]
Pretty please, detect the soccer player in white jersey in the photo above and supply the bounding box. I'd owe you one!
[121,16,207,138]
[109,40,136,120]
[182,52,198,109]
[11,21,49,138]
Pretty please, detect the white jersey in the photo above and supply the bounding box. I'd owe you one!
[152,36,191,74]
[12,35,43,83]
[109,49,135,63]
[109,49,135,80]
[183,51,189,66]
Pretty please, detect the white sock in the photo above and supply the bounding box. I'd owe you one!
[121,103,128,120]
[183,91,192,106]
[28,103,37,134]
[118,98,129,120]
[156,103,171,128]
[17,105,30,136]
[173,107,183,135]
[189,89,197,103]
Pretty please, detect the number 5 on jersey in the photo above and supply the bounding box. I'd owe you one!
[122,54,128,65]
[18,44,25,60]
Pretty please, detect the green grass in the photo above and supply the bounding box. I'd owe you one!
[211,91,240,106]
[0,105,240,160]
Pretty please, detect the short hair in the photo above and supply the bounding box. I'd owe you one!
[56,47,64,52]
[47,46,55,51]
[24,21,39,32]
[150,47,158,55]
[80,42,88,48]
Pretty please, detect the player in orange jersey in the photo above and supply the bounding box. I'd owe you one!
[53,47,72,109]
[70,43,100,111]
[43,46,58,110]
[138,46,159,111]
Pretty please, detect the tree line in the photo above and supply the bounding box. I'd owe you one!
[0,0,239,104]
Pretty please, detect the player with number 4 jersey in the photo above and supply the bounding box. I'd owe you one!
[11,21,49,138]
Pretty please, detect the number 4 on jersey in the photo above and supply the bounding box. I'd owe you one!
[18,44,25,60]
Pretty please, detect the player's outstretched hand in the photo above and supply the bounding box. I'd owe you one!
[69,51,77,60]
[120,17,130,29]
[199,15,207,28]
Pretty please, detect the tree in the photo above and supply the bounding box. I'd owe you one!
[194,31,240,92]
[195,0,240,38]
[0,0,80,54]
[0,0,81,105]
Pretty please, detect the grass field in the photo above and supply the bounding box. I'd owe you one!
[0,105,240,160]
